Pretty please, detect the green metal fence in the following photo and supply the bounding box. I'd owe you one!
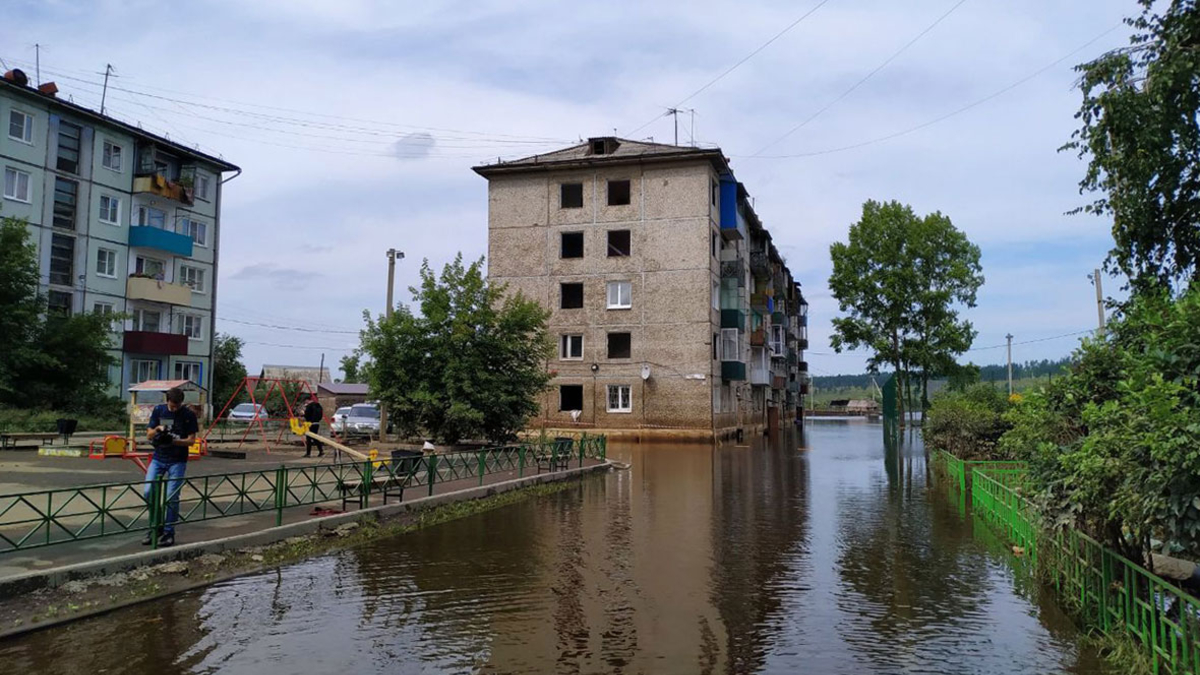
[0,435,607,554]
[931,449,1026,493]
[968,466,1200,675]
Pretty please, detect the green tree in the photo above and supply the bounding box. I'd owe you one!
[212,333,248,410]
[361,255,552,444]
[0,216,116,412]
[1064,0,1200,291]
[828,201,982,423]
[339,352,362,383]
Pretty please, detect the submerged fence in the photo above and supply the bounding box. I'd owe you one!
[938,448,1200,675]
[0,435,606,554]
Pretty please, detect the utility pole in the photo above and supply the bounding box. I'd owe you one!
[100,64,114,115]
[1005,333,1014,397]
[666,108,680,145]
[380,248,404,442]
[1093,268,1106,337]
[34,44,40,87]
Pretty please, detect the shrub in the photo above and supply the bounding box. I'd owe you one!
[924,383,1012,460]
[0,407,128,433]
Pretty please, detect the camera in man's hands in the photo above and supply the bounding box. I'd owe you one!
[152,427,179,449]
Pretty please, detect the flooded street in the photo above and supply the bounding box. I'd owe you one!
[0,421,1103,674]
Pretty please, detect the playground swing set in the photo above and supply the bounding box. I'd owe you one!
[89,376,384,471]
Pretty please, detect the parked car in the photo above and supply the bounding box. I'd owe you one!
[344,404,380,436]
[227,402,269,423]
[331,406,352,433]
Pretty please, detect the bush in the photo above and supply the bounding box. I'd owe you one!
[0,406,128,433]
[925,383,1012,460]
[999,288,1200,561]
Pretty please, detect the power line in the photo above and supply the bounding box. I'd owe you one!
[242,340,355,351]
[219,316,359,335]
[624,0,832,139]
[750,0,969,157]
[744,23,1122,159]
[809,328,1097,357]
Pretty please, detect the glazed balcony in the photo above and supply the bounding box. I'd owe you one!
[721,361,746,381]
[772,375,786,390]
[133,173,194,206]
[126,275,192,306]
[720,309,745,331]
[750,365,770,386]
[750,328,765,347]
[123,331,188,356]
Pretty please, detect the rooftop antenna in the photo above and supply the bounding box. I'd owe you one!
[690,108,696,147]
[100,64,116,115]
[665,108,681,145]
[34,43,41,86]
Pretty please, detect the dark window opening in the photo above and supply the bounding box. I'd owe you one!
[52,178,77,230]
[560,282,584,309]
[49,233,74,286]
[559,385,583,411]
[607,332,632,359]
[607,179,631,206]
[56,121,82,174]
[47,290,72,316]
[561,183,583,209]
[713,333,718,361]
[560,232,583,258]
[711,179,718,207]
[607,230,631,257]
[711,231,717,258]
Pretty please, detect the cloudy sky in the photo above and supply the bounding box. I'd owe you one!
[4,0,1135,378]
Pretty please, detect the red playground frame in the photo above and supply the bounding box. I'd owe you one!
[204,376,332,452]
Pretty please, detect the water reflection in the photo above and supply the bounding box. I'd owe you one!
[0,423,1104,674]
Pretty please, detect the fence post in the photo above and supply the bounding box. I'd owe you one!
[362,460,373,508]
[518,445,525,477]
[149,475,166,550]
[428,454,438,497]
[478,450,485,486]
[579,435,585,468]
[275,466,286,527]
[601,436,606,461]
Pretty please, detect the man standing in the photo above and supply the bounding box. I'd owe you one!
[303,396,325,458]
[143,387,199,547]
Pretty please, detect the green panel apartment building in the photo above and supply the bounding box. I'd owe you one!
[0,71,238,400]
[475,137,808,439]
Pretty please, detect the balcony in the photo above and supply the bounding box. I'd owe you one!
[718,179,746,240]
[798,360,809,372]
[129,225,194,258]
[750,293,770,311]
[771,311,785,324]
[123,331,188,356]
[749,251,770,279]
[720,309,745,331]
[127,276,192,305]
[788,380,801,393]
[772,375,786,390]
[133,174,194,206]
[750,328,765,347]
[720,260,744,285]
[798,338,809,350]
[750,366,770,386]
[721,361,746,381]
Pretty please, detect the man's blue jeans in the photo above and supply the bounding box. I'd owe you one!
[144,458,187,535]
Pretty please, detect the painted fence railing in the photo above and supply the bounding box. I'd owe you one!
[0,435,606,554]
[932,449,1026,493]
[968,465,1200,675]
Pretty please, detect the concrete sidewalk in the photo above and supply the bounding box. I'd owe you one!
[0,449,604,579]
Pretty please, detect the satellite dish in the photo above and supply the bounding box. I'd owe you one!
[641,365,651,381]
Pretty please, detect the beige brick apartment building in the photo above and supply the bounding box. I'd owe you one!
[474,138,808,439]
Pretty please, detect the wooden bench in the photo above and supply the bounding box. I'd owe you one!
[0,432,60,450]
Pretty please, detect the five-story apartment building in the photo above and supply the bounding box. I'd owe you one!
[475,137,807,439]
[1,70,238,399]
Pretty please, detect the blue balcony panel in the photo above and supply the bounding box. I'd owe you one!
[128,226,193,258]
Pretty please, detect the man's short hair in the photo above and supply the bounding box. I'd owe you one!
[165,387,185,405]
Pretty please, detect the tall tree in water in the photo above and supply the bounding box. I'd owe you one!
[1064,0,1200,292]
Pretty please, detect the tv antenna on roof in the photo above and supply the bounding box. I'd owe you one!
[665,107,695,146]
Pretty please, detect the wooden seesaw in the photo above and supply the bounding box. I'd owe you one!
[287,418,380,465]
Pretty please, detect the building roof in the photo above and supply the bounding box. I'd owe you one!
[317,382,370,396]
[0,72,240,173]
[129,379,205,393]
[259,365,332,387]
[473,137,727,176]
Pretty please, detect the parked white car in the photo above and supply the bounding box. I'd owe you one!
[331,406,352,432]
[227,402,269,423]
[344,404,380,436]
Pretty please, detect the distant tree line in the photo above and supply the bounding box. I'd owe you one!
[812,357,1072,391]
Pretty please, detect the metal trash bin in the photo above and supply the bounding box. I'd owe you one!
[390,449,424,477]
[56,418,78,443]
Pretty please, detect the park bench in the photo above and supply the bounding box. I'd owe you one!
[0,432,60,450]
[534,438,574,473]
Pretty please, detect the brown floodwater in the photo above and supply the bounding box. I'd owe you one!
[0,420,1105,674]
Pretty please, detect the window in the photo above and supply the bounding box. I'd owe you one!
[607,179,630,206]
[56,121,82,174]
[559,385,583,412]
[711,178,718,207]
[607,332,631,359]
[180,265,206,293]
[96,248,117,278]
[770,325,785,356]
[99,195,120,224]
[196,173,211,201]
[136,206,167,229]
[180,314,203,340]
[560,182,583,209]
[711,231,717,258]
[606,280,631,309]
[52,178,77,230]
[713,333,719,361]
[712,280,720,310]
[3,167,30,202]
[560,334,583,360]
[179,217,207,246]
[49,234,74,285]
[721,328,739,361]
[93,301,114,316]
[174,361,202,384]
[607,385,632,413]
[607,230,630,257]
[560,282,583,309]
[48,290,72,316]
[102,141,123,171]
[135,256,166,279]
[8,110,32,144]
[132,359,159,384]
[132,308,162,332]
[560,232,583,259]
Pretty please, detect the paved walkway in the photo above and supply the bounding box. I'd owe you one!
[0,449,603,579]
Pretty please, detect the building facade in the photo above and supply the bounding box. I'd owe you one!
[0,71,238,400]
[475,137,808,439]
